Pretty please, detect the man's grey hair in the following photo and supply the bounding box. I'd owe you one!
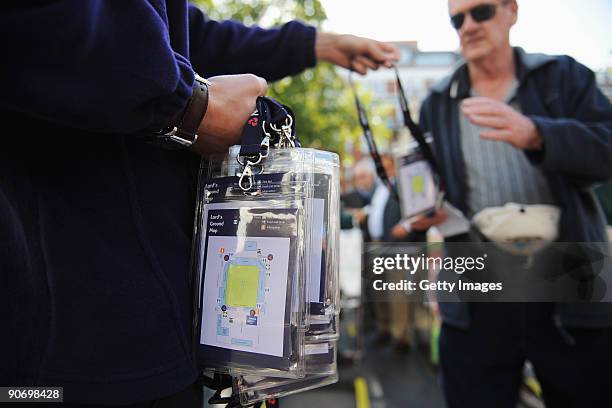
[354,158,376,176]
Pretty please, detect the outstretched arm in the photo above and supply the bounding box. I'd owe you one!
[188,5,399,81]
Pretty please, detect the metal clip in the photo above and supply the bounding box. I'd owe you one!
[237,136,270,192]
[271,116,294,148]
[285,131,295,148]
[260,135,270,158]
[238,162,255,191]
[236,123,276,192]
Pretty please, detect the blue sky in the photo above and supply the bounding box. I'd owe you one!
[320,0,612,71]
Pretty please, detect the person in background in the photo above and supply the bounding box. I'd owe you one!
[341,158,381,337]
[367,155,401,243]
[413,0,612,406]
[0,2,399,406]
[341,158,378,240]
[368,154,414,352]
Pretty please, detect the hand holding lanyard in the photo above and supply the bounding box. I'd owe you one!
[237,97,298,192]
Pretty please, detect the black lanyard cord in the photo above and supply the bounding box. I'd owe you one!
[348,71,399,201]
[349,65,444,197]
[392,66,441,182]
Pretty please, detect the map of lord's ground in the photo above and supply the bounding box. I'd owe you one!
[201,235,291,357]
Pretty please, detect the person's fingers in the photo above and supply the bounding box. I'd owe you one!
[237,73,268,96]
[462,96,500,106]
[364,40,399,64]
[436,209,449,224]
[466,114,507,129]
[330,49,352,70]
[320,34,399,69]
[411,216,430,230]
[255,75,268,96]
[354,55,379,71]
[393,229,408,239]
[411,220,429,231]
[480,129,512,141]
[411,209,447,230]
[378,42,400,66]
[351,59,368,75]
[365,41,388,62]
[208,73,267,95]
[461,102,504,117]
[196,74,269,154]
[380,41,400,55]
[461,104,502,115]
[363,43,399,68]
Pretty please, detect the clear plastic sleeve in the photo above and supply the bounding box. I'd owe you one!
[229,336,337,402]
[220,147,341,340]
[304,339,337,375]
[235,371,338,406]
[393,140,440,220]
[194,168,312,378]
[192,146,341,382]
[219,147,318,331]
[303,149,341,340]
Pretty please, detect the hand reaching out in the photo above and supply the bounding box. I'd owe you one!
[315,32,400,74]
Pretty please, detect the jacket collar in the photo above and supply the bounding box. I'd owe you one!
[431,47,557,99]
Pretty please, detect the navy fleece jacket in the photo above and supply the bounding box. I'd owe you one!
[0,1,316,404]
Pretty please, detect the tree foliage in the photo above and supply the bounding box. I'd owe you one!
[193,0,392,157]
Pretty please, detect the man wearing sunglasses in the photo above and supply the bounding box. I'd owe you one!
[417,0,612,407]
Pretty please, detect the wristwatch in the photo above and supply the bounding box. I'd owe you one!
[157,74,211,148]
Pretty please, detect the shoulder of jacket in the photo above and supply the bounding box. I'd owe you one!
[430,66,462,95]
[516,47,593,82]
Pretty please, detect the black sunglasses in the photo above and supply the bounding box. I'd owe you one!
[450,3,500,30]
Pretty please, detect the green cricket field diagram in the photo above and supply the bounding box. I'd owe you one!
[225,264,260,307]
